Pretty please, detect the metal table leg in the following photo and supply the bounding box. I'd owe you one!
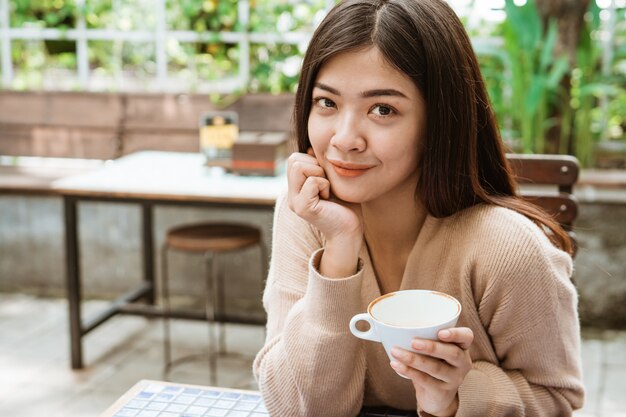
[141,202,155,304]
[64,195,83,369]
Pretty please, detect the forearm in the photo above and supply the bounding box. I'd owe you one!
[449,361,583,417]
[254,249,366,416]
[255,305,366,417]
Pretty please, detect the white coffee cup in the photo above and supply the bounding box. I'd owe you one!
[349,290,462,367]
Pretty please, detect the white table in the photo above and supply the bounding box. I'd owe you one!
[100,379,419,417]
[52,151,287,369]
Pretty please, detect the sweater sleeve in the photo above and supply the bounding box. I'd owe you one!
[450,212,585,416]
[252,194,367,417]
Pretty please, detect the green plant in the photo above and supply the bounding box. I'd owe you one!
[496,0,570,154]
[560,2,626,166]
[478,0,626,167]
[9,0,78,89]
[167,0,239,32]
[249,0,326,33]
[10,0,75,28]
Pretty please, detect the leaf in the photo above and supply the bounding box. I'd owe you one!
[579,83,622,97]
[525,75,545,116]
[546,57,569,89]
[539,21,558,72]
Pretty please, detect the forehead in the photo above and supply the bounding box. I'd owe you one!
[315,46,418,95]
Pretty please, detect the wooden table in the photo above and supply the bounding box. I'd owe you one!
[52,151,287,369]
[0,160,102,195]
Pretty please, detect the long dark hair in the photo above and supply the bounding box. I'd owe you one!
[293,0,573,255]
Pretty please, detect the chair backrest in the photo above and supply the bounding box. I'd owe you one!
[505,153,579,252]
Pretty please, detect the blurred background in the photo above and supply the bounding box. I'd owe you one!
[1,0,625,164]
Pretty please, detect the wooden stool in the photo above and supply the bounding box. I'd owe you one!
[161,222,266,385]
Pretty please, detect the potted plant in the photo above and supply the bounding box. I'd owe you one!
[478,0,626,168]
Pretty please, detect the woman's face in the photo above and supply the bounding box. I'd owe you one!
[308,46,426,204]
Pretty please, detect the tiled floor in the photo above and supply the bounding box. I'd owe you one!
[1,293,625,417]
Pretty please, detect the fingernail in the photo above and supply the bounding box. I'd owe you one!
[439,330,451,339]
[391,347,402,358]
[390,360,399,369]
[412,340,425,350]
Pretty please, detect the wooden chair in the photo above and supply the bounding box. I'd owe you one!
[506,153,579,253]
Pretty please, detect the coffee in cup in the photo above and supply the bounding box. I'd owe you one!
[349,290,461,375]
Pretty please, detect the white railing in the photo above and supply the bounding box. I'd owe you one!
[0,0,336,93]
[2,0,618,94]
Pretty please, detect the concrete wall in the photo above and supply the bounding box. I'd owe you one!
[574,202,626,328]
[0,196,273,322]
[0,91,296,159]
[1,193,625,328]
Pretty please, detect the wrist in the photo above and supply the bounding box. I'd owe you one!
[319,238,361,278]
[432,395,458,417]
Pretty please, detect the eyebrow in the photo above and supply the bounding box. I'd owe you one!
[314,82,408,99]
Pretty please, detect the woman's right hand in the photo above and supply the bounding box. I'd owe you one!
[287,150,363,277]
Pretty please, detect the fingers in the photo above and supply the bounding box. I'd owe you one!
[404,327,473,367]
[438,327,474,350]
[287,151,332,220]
[287,152,323,180]
[391,348,455,383]
[391,345,465,416]
[389,359,449,387]
[293,176,331,217]
[287,152,328,201]
[389,327,474,384]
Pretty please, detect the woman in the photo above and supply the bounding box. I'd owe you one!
[253,0,585,416]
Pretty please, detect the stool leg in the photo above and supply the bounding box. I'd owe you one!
[204,251,218,386]
[161,244,173,379]
[215,253,227,355]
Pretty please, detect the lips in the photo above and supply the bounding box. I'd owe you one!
[328,160,375,177]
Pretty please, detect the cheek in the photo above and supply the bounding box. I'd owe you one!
[400,125,423,164]
[307,115,330,153]
[381,133,421,173]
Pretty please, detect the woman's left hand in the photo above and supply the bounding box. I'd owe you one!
[390,327,474,417]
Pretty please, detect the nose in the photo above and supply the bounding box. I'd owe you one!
[330,111,366,153]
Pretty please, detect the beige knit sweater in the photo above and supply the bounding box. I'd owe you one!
[253,194,585,417]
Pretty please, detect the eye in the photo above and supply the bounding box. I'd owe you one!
[313,97,337,110]
[370,104,395,117]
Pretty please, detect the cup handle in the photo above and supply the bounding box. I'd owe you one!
[349,313,380,342]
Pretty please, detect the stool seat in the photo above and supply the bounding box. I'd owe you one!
[166,222,261,252]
